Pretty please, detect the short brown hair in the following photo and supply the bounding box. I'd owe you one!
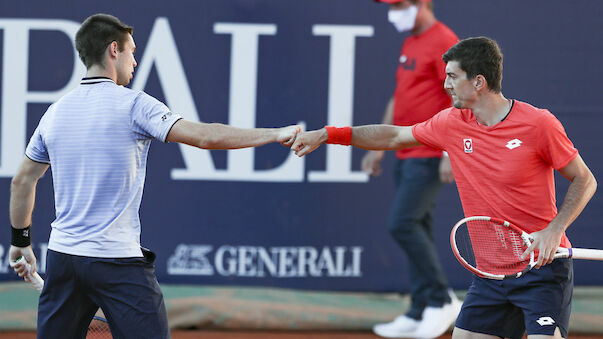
[442,37,503,93]
[75,14,133,69]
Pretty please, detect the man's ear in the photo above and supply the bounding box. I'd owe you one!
[474,75,487,91]
[108,41,119,58]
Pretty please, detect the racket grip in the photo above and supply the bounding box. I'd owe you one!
[554,247,572,259]
[10,257,44,291]
[556,247,603,261]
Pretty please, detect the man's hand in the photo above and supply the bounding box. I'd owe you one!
[439,155,454,183]
[361,151,385,176]
[9,245,37,280]
[277,125,303,147]
[521,226,563,269]
[291,128,328,156]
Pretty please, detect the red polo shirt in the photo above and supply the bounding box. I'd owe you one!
[412,100,578,248]
[393,21,458,159]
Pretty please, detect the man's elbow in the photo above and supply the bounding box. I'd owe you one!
[391,127,417,150]
[196,137,220,149]
[587,171,597,196]
[11,173,33,193]
[195,124,227,149]
[172,122,223,149]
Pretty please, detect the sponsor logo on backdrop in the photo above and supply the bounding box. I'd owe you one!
[167,245,215,275]
[167,244,363,278]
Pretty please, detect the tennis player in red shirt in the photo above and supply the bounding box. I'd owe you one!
[363,1,460,337]
[292,37,597,339]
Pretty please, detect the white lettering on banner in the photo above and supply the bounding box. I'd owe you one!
[0,19,86,177]
[133,19,305,182]
[131,17,215,179]
[210,23,305,182]
[0,245,5,273]
[308,25,373,183]
[168,244,363,278]
[0,18,374,183]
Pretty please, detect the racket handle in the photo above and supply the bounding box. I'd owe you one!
[10,257,44,291]
[554,248,572,259]
[556,247,603,261]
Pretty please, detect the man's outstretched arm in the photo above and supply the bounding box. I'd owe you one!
[292,125,421,157]
[166,120,301,149]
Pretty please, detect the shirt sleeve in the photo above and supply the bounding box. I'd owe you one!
[411,109,449,151]
[537,111,578,170]
[131,91,182,142]
[25,126,50,163]
[25,109,50,164]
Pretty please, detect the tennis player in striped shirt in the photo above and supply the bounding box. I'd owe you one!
[9,13,300,338]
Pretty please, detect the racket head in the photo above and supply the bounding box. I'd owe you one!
[86,314,111,339]
[450,216,535,280]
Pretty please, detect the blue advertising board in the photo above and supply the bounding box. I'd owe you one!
[0,0,601,292]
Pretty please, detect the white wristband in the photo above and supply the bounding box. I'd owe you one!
[442,151,449,157]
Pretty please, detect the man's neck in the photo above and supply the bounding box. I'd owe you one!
[86,64,116,83]
[412,12,436,35]
[472,93,511,127]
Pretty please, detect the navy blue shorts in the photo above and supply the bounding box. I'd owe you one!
[37,248,169,339]
[455,258,573,339]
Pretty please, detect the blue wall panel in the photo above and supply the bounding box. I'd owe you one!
[0,1,601,292]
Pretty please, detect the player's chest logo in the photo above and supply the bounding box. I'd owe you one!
[505,138,523,150]
[463,138,473,153]
[399,55,416,70]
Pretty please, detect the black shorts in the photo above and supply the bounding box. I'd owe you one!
[455,258,573,339]
[37,248,169,339]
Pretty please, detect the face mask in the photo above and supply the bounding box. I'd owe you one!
[387,6,418,33]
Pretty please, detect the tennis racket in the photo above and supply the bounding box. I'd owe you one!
[450,216,603,280]
[10,256,44,291]
[11,257,112,338]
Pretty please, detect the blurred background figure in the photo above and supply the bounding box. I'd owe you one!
[363,0,461,337]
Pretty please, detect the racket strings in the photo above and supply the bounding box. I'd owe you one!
[86,315,112,339]
[455,219,531,276]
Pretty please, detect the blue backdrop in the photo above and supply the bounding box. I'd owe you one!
[0,0,601,292]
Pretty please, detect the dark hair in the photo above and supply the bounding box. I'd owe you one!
[408,0,434,11]
[75,14,133,69]
[442,37,503,93]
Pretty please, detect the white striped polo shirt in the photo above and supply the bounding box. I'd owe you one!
[26,77,182,258]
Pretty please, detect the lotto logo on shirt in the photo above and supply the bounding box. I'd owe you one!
[399,55,416,71]
[463,138,473,153]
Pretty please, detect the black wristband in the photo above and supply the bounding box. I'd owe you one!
[11,225,31,247]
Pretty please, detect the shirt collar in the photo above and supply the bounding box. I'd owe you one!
[80,77,115,85]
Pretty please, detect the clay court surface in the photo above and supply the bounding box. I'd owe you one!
[3,284,603,338]
[0,331,427,338]
[1,332,603,338]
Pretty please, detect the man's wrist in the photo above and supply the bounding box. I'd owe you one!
[11,225,31,247]
[320,128,329,143]
[324,126,352,145]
